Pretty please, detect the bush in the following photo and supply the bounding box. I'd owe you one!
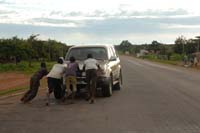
[143,54,157,60]
[170,54,183,61]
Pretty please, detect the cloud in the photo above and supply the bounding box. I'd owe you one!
[0,0,12,4]
[105,8,188,18]
[48,8,189,19]
[18,8,191,29]
[30,18,79,27]
[0,22,199,44]
[75,15,200,36]
[164,24,200,29]
[0,9,16,14]
[50,11,63,16]
[0,8,199,33]
[0,1,199,44]
[127,9,188,17]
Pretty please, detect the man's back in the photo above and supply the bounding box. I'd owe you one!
[65,62,78,76]
[47,64,66,79]
[84,58,98,70]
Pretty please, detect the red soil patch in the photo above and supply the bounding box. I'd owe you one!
[0,73,30,91]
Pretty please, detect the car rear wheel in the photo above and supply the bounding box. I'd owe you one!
[102,77,113,97]
[114,71,122,90]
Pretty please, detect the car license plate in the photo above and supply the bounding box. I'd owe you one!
[82,72,86,76]
[77,81,87,84]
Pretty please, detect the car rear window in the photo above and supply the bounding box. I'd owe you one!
[66,47,108,60]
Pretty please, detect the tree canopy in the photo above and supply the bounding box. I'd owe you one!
[0,35,70,63]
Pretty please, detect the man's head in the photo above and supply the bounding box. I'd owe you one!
[57,57,64,64]
[69,56,76,62]
[41,62,46,68]
[87,53,93,59]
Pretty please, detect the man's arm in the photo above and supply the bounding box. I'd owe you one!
[75,63,80,71]
[82,60,86,72]
[96,63,100,69]
[95,60,100,69]
[82,64,86,72]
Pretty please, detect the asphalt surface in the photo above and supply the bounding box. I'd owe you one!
[1,56,200,133]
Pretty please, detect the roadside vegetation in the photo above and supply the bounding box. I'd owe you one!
[115,35,200,68]
[0,34,70,65]
[0,34,69,96]
[0,61,55,74]
[0,34,200,96]
[142,54,180,66]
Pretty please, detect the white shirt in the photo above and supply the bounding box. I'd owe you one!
[47,64,67,79]
[84,58,98,70]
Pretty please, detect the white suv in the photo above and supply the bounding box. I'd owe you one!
[65,45,122,97]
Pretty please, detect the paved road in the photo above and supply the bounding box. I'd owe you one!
[1,56,200,133]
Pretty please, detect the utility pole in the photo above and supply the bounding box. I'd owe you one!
[48,41,51,61]
[195,36,200,52]
[182,41,185,55]
[179,35,186,55]
[28,34,40,67]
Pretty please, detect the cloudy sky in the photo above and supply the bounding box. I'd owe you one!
[0,0,200,45]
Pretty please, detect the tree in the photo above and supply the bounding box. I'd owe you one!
[174,35,187,54]
[147,40,162,54]
[27,34,40,67]
[0,34,70,64]
[118,40,133,53]
[184,39,197,54]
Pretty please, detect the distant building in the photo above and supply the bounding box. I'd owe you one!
[137,49,149,57]
[125,51,130,55]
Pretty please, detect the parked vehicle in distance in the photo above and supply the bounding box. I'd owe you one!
[65,44,122,97]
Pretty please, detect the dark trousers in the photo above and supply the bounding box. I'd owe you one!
[47,77,65,99]
[86,69,97,100]
[22,76,40,102]
[47,77,62,93]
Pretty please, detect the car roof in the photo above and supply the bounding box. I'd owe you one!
[70,44,114,49]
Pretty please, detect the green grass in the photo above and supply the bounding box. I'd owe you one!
[0,61,56,74]
[0,86,28,96]
[142,54,181,66]
[147,58,179,65]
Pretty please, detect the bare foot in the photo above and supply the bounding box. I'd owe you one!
[46,102,49,106]
[89,99,95,104]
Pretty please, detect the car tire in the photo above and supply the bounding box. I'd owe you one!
[114,70,122,90]
[102,77,113,97]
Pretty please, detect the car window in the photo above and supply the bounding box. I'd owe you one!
[111,46,117,58]
[66,47,108,60]
[108,46,116,58]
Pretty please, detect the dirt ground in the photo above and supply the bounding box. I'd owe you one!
[0,72,30,91]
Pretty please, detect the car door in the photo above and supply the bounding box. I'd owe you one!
[109,46,119,81]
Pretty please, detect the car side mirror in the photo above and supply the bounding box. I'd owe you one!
[109,56,117,61]
[59,56,64,60]
[59,57,65,63]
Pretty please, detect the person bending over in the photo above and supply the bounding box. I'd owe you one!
[21,62,48,103]
[46,57,67,106]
